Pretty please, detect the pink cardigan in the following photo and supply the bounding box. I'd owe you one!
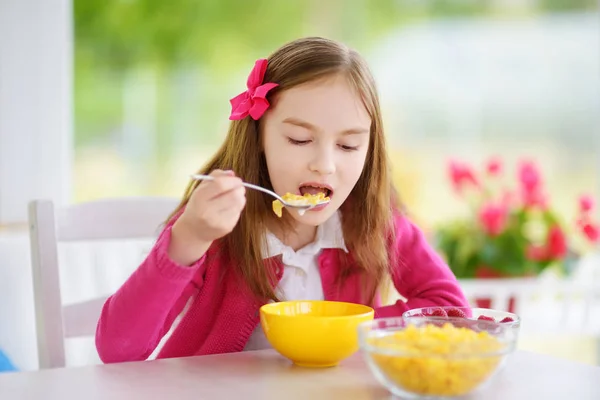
[95,214,468,363]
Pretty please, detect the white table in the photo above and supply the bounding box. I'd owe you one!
[0,349,599,399]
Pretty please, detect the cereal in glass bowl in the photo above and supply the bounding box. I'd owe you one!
[358,315,518,398]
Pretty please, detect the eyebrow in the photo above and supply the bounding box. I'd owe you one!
[282,117,369,136]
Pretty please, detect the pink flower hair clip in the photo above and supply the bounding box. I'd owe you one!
[229,59,279,120]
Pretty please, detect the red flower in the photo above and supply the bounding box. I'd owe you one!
[526,245,548,261]
[579,194,594,213]
[521,189,547,209]
[486,157,502,176]
[474,265,503,278]
[518,161,546,209]
[448,160,479,193]
[518,161,542,193]
[582,222,599,243]
[575,194,598,243]
[478,202,508,236]
[546,226,567,259]
[525,226,567,262]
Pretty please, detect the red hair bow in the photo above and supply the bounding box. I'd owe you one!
[229,59,278,120]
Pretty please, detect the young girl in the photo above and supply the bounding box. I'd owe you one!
[96,36,468,363]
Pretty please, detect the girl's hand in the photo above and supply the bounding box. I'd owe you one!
[169,170,246,265]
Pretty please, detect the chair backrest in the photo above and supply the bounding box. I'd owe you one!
[28,197,179,369]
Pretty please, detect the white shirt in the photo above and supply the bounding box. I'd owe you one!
[243,211,348,351]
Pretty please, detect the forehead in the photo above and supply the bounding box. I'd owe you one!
[269,74,371,131]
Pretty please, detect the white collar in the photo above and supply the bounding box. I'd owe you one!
[262,211,348,259]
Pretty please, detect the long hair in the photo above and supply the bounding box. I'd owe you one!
[169,37,398,304]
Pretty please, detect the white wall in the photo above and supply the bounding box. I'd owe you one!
[0,0,72,225]
[0,0,72,370]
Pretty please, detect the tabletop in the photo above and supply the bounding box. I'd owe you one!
[1,349,599,399]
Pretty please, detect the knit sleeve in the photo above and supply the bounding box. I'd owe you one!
[374,213,469,318]
[95,220,207,363]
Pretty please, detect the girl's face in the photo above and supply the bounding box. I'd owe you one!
[261,74,371,227]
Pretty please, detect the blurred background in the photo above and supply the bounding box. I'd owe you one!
[72,0,599,229]
[0,0,598,371]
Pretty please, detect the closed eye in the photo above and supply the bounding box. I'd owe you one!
[287,138,311,146]
[339,144,359,151]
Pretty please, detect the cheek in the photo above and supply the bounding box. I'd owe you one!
[341,150,369,184]
[264,147,302,190]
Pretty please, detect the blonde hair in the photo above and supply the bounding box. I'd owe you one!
[170,37,398,304]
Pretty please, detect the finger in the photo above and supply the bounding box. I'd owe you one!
[197,176,244,200]
[195,169,234,188]
[215,187,246,210]
[212,184,245,201]
[213,188,246,212]
[209,169,235,177]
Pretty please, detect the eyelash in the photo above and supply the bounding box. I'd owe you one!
[287,138,310,146]
[287,138,359,152]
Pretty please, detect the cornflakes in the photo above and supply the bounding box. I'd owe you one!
[367,323,504,397]
[272,192,329,217]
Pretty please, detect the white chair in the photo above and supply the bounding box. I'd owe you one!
[28,197,179,369]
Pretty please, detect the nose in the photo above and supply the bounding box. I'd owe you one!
[308,144,336,176]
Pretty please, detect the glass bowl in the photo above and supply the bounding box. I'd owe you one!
[358,314,518,399]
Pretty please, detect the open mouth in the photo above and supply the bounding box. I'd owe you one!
[298,182,333,199]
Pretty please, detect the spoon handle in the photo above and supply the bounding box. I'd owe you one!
[189,174,283,202]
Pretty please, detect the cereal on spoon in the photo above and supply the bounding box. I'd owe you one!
[272,192,330,217]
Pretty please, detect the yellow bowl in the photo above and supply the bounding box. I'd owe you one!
[260,300,374,368]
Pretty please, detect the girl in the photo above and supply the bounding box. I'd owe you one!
[96,37,468,363]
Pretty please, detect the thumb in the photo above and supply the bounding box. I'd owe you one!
[210,169,236,177]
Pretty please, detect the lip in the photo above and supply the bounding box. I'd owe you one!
[298,181,334,197]
[308,202,329,212]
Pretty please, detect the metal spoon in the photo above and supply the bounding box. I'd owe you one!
[190,174,330,214]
